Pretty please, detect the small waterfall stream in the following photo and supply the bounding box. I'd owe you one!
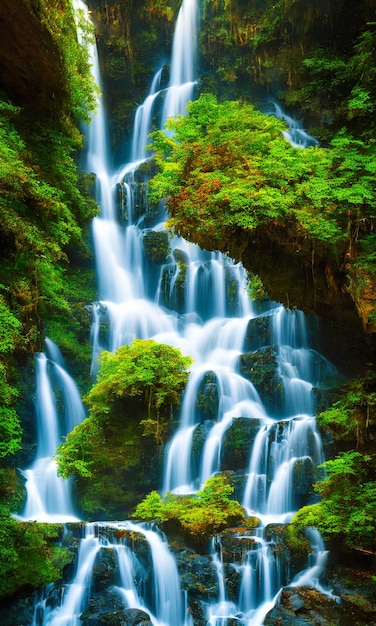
[18,343,84,523]
[18,0,339,624]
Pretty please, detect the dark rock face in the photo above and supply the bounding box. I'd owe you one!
[0,0,68,115]
[0,591,37,626]
[82,596,153,626]
[227,227,374,376]
[239,347,284,416]
[1,521,374,625]
[221,417,260,471]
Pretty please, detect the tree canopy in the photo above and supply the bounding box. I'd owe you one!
[149,93,376,254]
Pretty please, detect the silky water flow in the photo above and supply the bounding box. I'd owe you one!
[18,0,338,624]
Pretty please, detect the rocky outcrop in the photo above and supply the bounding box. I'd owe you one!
[81,594,153,625]
[0,0,68,116]
[264,586,376,626]
[226,225,375,376]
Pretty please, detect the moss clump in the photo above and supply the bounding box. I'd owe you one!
[133,474,246,549]
[56,340,192,518]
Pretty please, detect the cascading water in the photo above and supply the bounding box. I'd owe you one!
[17,339,84,523]
[270,102,318,149]
[21,0,340,624]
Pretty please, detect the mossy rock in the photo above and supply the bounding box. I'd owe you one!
[291,457,315,509]
[177,552,218,599]
[81,591,153,625]
[264,586,363,626]
[158,247,189,312]
[239,347,284,416]
[244,313,274,352]
[195,371,220,420]
[143,230,170,264]
[265,523,310,580]
[221,417,260,471]
[219,525,262,564]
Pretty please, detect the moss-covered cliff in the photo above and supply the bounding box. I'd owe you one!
[0,0,98,596]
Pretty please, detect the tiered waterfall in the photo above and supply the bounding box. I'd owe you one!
[19,0,338,624]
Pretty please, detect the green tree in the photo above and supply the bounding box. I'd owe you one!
[84,339,193,434]
[291,451,376,553]
[56,340,192,517]
[149,93,376,325]
[0,514,73,600]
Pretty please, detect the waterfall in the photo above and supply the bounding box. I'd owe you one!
[20,0,339,623]
[41,524,101,626]
[17,342,84,523]
[270,102,318,149]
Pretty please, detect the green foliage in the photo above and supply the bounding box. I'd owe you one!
[291,451,376,552]
[0,298,21,354]
[0,514,73,600]
[0,296,22,458]
[0,469,73,599]
[36,0,98,123]
[149,93,376,256]
[0,406,22,458]
[307,375,376,552]
[0,0,98,479]
[56,340,192,517]
[143,230,170,263]
[85,339,193,422]
[317,371,376,447]
[0,98,98,358]
[247,274,268,301]
[133,474,246,542]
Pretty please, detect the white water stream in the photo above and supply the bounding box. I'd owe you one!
[19,0,338,624]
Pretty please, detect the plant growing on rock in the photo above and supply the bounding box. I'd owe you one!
[56,340,192,517]
[133,473,246,546]
[290,451,376,553]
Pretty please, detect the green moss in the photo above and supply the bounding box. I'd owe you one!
[239,348,284,415]
[133,474,246,547]
[143,230,170,263]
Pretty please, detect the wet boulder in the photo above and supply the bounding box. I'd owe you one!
[195,371,220,421]
[91,547,118,594]
[177,551,218,600]
[82,598,153,625]
[238,347,284,416]
[81,586,153,626]
[264,523,311,582]
[264,586,367,626]
[143,230,170,264]
[244,313,274,352]
[221,417,260,471]
[159,247,188,312]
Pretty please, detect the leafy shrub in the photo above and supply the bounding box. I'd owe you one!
[133,474,246,543]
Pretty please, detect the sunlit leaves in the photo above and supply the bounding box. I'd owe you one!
[133,474,246,541]
[86,339,193,418]
[291,451,376,551]
[0,519,72,599]
[150,93,376,251]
